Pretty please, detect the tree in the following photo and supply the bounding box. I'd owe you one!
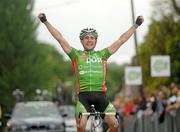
[138,5,180,90]
[0,0,73,111]
[0,0,37,110]
[171,0,180,15]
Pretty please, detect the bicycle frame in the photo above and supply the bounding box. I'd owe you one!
[78,105,119,132]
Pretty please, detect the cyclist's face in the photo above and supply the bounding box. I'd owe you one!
[81,34,97,51]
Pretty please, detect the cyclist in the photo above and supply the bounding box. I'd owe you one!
[38,13,144,132]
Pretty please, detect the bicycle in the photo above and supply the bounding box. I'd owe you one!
[79,104,120,132]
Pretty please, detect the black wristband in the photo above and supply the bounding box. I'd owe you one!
[135,16,142,26]
[40,13,47,23]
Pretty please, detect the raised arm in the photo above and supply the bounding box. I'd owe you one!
[38,13,72,54]
[108,16,144,54]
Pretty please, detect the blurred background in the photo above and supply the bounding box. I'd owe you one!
[0,0,180,132]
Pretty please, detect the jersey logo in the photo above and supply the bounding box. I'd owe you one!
[86,57,102,63]
[80,53,88,59]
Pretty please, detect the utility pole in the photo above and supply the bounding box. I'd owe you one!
[130,0,138,65]
[130,0,144,96]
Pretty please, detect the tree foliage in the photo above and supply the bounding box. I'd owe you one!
[0,0,74,111]
[0,0,37,110]
[138,0,180,90]
[106,63,126,99]
[171,0,180,15]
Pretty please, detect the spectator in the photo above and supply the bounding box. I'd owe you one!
[135,95,147,118]
[166,83,179,116]
[123,97,135,116]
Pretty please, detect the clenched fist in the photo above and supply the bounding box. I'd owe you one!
[134,16,144,28]
[135,16,144,26]
[38,13,47,23]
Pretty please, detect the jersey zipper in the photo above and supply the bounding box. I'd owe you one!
[89,51,92,91]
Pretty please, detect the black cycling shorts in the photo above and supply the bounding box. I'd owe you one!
[78,91,109,115]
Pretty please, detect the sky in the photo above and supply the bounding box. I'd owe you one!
[33,0,155,65]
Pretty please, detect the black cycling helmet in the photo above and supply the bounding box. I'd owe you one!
[79,28,98,40]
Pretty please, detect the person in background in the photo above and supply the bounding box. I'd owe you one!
[166,83,179,115]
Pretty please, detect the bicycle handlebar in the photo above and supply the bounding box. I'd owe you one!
[79,112,118,118]
[79,111,121,123]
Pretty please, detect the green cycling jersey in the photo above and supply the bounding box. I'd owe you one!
[68,48,111,93]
